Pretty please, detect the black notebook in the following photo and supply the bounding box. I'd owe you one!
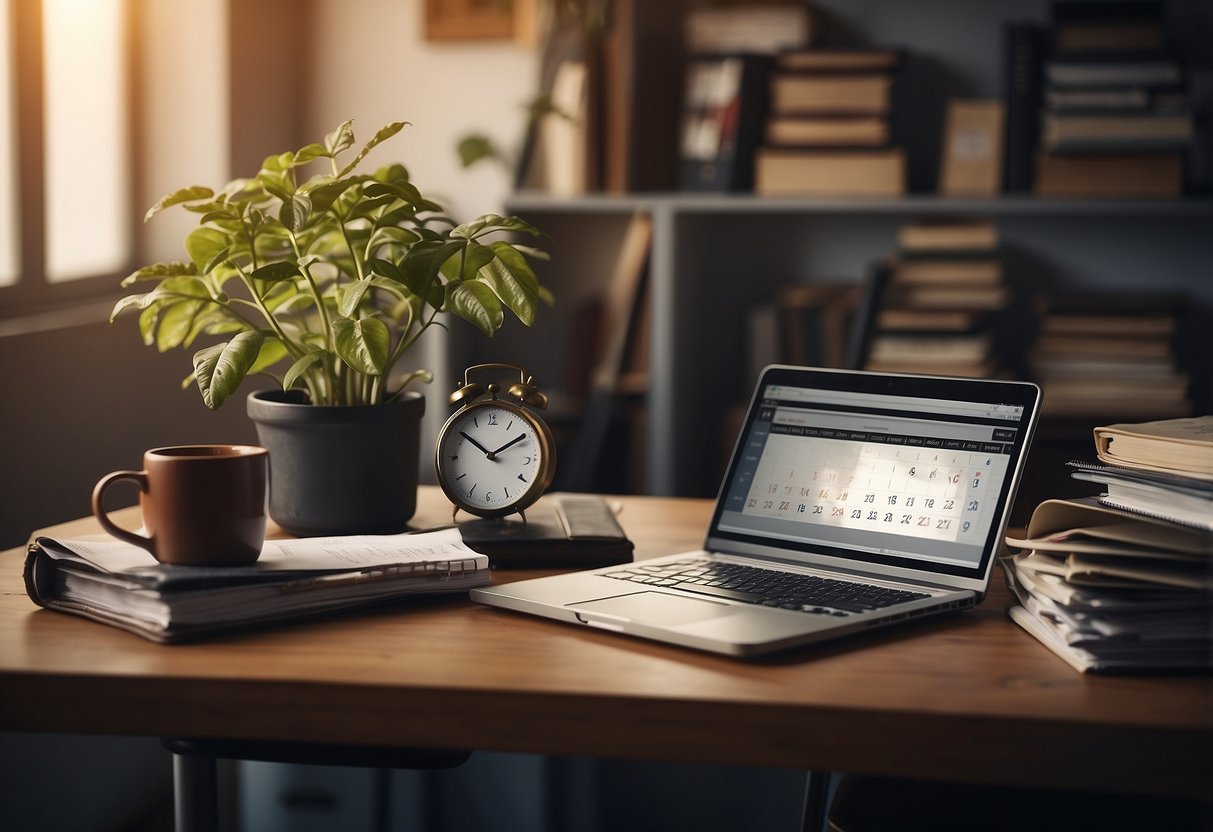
[458,494,634,569]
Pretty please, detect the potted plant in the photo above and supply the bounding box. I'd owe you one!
[113,119,550,535]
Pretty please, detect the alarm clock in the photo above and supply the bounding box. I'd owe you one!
[435,363,556,522]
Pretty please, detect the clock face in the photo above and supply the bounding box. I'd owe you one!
[437,402,550,516]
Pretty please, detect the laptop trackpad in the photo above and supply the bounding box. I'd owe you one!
[573,592,735,627]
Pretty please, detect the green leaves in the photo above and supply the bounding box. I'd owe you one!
[447,281,503,337]
[333,317,390,375]
[185,227,230,273]
[451,213,547,241]
[456,135,499,168]
[114,118,551,408]
[339,121,408,177]
[145,186,214,221]
[193,331,264,410]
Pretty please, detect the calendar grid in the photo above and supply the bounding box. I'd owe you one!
[742,426,1008,545]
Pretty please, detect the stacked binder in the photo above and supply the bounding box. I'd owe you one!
[24,528,490,642]
[1003,416,1213,673]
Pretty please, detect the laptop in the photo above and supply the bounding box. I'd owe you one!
[472,365,1041,657]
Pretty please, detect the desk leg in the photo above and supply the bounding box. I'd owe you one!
[800,770,831,832]
[172,752,219,832]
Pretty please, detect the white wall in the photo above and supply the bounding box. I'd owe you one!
[307,0,538,223]
[138,0,230,263]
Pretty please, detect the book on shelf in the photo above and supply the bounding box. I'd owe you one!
[769,73,893,114]
[679,54,771,191]
[1002,495,1213,674]
[1041,112,1193,152]
[1044,86,1187,113]
[886,283,1010,310]
[861,219,1010,379]
[1029,1,1194,196]
[1030,293,1192,418]
[601,0,684,192]
[777,283,864,369]
[564,211,652,491]
[1050,0,1165,53]
[684,2,813,56]
[22,528,489,643]
[744,283,862,380]
[876,308,984,332]
[1002,21,1047,192]
[1045,56,1183,88]
[893,258,1002,286]
[535,59,589,196]
[897,217,999,253]
[1093,416,1213,479]
[765,115,889,147]
[1031,354,1179,378]
[863,357,998,378]
[1033,151,1183,197]
[939,99,1006,196]
[775,48,900,73]
[753,147,905,196]
[1033,332,1172,359]
[1039,311,1174,337]
[868,333,992,364]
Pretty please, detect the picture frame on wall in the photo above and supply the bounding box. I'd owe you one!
[424,0,517,42]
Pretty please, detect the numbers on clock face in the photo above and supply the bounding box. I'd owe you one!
[440,404,542,510]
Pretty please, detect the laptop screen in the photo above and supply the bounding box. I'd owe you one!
[708,366,1041,581]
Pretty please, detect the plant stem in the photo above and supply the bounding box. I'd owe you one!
[234,269,304,360]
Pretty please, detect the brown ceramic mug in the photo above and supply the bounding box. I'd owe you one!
[91,445,269,566]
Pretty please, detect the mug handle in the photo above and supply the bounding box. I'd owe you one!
[91,470,154,554]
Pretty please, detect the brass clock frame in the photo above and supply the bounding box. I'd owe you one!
[435,364,556,522]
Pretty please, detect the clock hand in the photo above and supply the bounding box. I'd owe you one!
[459,431,494,458]
[490,434,527,456]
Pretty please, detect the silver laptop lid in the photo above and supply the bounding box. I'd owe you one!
[706,366,1042,593]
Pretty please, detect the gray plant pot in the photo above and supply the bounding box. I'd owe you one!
[247,389,425,536]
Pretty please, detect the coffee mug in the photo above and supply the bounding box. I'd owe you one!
[92,445,269,566]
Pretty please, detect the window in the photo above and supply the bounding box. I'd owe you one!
[42,0,130,283]
[0,0,133,312]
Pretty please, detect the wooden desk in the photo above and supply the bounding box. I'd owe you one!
[1,488,1209,802]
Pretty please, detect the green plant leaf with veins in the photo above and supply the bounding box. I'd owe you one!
[193,330,264,410]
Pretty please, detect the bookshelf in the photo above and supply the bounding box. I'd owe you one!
[484,0,1213,501]
[497,193,1213,498]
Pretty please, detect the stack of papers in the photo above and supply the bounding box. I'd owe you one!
[23,528,490,643]
[1003,497,1212,673]
[1006,416,1213,672]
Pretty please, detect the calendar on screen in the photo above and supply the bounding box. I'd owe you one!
[716,384,1024,571]
[742,433,1000,546]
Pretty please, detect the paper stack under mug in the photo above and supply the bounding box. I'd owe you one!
[1002,416,1213,673]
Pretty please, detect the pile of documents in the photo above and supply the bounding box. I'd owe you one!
[1003,416,1213,673]
[23,528,489,643]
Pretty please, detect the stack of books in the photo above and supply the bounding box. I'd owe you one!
[1003,416,1213,673]
[1034,0,1192,198]
[753,48,904,197]
[23,528,490,642]
[864,218,1007,377]
[1029,293,1191,419]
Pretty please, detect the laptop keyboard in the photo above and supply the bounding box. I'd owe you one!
[603,559,930,617]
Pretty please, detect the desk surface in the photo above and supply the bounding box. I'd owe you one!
[1,488,1209,800]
